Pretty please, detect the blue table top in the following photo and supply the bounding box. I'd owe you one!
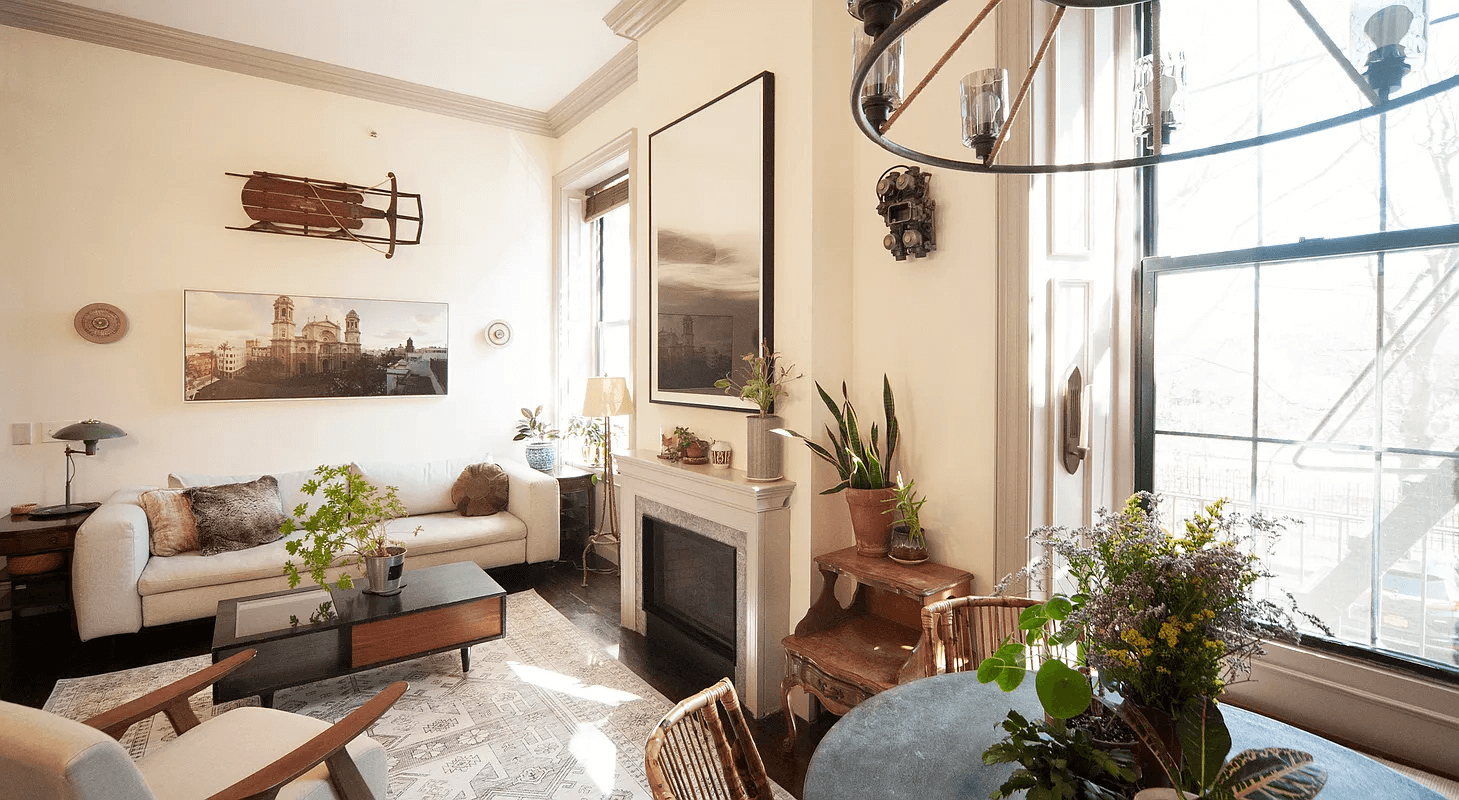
[803,672,1442,800]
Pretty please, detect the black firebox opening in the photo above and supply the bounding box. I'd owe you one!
[642,516,737,674]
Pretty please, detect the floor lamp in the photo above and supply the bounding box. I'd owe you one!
[581,376,633,587]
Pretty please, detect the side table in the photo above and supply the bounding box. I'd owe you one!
[780,545,973,741]
[1,509,94,623]
[552,465,596,565]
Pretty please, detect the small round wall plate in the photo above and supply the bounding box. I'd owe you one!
[74,303,128,344]
[485,320,512,347]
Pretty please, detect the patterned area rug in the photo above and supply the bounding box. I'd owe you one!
[45,590,791,800]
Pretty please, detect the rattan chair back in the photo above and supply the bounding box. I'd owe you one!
[921,595,1042,676]
[645,678,773,800]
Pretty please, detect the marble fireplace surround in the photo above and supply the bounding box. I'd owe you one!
[615,451,794,718]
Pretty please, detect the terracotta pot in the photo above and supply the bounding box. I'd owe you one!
[887,524,928,564]
[683,441,706,459]
[844,487,897,557]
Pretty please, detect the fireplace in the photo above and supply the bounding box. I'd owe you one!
[643,517,737,679]
[615,451,794,717]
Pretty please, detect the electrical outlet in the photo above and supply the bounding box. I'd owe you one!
[10,423,32,445]
[41,420,79,443]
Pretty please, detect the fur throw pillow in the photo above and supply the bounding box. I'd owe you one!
[140,488,200,556]
[187,475,287,556]
[450,463,510,517]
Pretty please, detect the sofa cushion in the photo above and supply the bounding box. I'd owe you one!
[351,455,491,516]
[139,488,200,556]
[168,469,316,519]
[137,512,525,596]
[186,476,287,556]
[451,463,510,516]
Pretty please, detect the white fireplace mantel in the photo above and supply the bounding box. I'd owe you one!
[615,450,794,717]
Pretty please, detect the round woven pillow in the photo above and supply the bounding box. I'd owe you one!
[450,463,510,517]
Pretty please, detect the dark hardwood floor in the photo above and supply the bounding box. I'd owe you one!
[0,560,834,797]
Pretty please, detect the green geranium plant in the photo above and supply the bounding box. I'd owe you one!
[281,464,421,595]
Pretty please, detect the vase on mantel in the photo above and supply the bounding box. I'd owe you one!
[745,414,783,481]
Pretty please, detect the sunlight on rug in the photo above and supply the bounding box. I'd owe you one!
[45,589,792,800]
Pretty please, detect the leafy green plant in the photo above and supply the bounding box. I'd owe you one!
[1120,697,1327,800]
[782,376,900,494]
[983,710,1136,800]
[281,464,421,594]
[566,415,607,468]
[977,595,1093,721]
[513,405,560,443]
[714,340,801,415]
[881,472,927,543]
[671,426,707,457]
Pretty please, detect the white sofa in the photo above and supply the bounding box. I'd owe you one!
[72,456,559,642]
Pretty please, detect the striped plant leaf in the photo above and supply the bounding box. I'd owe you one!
[883,375,899,466]
[1115,701,1181,790]
[1178,696,1232,793]
[1215,748,1327,800]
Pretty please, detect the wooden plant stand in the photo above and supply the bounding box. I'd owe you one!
[780,546,973,741]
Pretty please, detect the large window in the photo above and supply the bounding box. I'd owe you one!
[1138,1,1459,673]
[558,171,631,463]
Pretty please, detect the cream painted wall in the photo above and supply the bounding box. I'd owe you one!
[0,27,556,510]
[553,0,1007,624]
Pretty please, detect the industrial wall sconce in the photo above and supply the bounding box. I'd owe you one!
[875,165,936,261]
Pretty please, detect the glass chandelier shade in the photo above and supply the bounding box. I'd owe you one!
[854,28,905,130]
[1349,0,1427,96]
[1133,50,1186,145]
[960,69,1009,159]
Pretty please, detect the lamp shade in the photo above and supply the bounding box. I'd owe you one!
[54,420,126,443]
[582,377,634,417]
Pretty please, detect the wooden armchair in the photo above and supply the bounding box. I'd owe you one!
[645,678,773,800]
[921,595,1041,676]
[0,649,405,800]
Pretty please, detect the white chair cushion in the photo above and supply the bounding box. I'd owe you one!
[351,455,491,516]
[0,700,153,800]
[136,706,387,800]
[168,470,316,519]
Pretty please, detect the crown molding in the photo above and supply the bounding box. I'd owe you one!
[548,42,637,136]
[0,0,555,137]
[603,0,688,40]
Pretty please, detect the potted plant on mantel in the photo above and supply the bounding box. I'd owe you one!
[715,340,801,481]
[782,376,900,557]
[513,405,560,472]
[282,464,422,603]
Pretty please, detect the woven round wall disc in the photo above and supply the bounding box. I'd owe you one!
[74,303,128,344]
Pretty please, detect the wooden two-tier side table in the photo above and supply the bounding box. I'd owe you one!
[781,546,973,740]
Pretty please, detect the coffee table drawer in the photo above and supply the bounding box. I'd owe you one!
[352,595,504,669]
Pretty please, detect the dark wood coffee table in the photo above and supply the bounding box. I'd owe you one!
[211,561,505,706]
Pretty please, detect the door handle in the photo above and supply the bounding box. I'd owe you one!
[1062,365,1088,474]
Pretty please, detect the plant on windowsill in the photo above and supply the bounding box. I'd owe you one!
[715,340,800,480]
[281,464,422,604]
[781,376,900,557]
[514,405,560,472]
[977,494,1332,798]
[882,472,928,564]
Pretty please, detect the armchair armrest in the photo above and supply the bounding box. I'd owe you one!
[85,650,258,739]
[205,680,408,800]
[73,491,153,641]
[497,459,560,563]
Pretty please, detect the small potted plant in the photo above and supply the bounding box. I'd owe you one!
[281,464,422,599]
[673,426,709,462]
[715,340,800,480]
[566,415,606,467]
[513,405,560,472]
[782,376,900,557]
[882,472,928,563]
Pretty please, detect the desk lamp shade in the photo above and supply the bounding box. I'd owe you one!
[29,419,127,518]
[582,377,634,417]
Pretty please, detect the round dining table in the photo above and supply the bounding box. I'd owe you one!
[802,672,1443,800]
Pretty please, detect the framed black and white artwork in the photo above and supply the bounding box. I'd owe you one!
[183,290,448,401]
[649,71,774,410]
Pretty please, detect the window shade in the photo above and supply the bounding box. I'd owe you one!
[584,171,630,222]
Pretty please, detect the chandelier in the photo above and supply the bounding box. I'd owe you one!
[850,0,1459,174]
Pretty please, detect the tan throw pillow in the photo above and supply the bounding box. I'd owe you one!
[186,476,287,556]
[451,463,510,517]
[140,488,200,556]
